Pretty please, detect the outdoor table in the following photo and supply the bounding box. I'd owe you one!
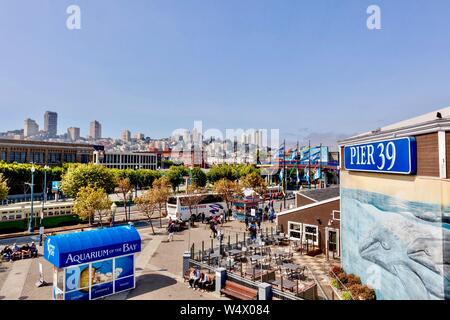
[281,263,304,278]
[227,249,242,256]
[250,254,264,261]
[270,278,296,292]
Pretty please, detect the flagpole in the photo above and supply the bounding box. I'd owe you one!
[283,139,286,210]
[319,143,322,188]
[308,140,311,190]
[296,140,299,188]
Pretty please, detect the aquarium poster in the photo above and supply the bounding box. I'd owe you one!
[64,289,89,300]
[115,255,134,279]
[91,282,114,299]
[65,264,90,292]
[115,276,134,293]
[91,259,113,285]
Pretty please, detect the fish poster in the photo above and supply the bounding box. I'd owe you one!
[65,264,90,292]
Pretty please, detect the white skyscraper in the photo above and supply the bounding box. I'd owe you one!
[67,127,80,141]
[24,118,39,137]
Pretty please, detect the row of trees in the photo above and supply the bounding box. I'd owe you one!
[0,162,259,198]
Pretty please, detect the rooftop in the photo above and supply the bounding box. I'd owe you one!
[339,106,450,145]
[296,186,340,202]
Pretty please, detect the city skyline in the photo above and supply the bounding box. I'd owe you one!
[2,1,450,143]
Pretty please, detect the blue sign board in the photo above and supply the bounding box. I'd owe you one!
[44,226,141,268]
[344,137,416,175]
[52,181,61,192]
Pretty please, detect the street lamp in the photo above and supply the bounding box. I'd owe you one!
[111,202,117,226]
[43,165,49,203]
[127,190,132,221]
[28,165,36,233]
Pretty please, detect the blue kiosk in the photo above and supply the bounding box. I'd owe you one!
[44,225,141,300]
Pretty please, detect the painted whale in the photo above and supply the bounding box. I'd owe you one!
[358,202,445,299]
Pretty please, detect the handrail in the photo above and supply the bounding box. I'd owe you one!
[328,267,355,300]
[304,265,329,300]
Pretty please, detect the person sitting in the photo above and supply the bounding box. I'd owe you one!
[11,243,21,260]
[30,242,38,258]
[21,243,32,258]
[198,272,210,292]
[188,267,201,290]
[1,246,13,261]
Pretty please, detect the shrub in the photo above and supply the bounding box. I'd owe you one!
[346,274,361,286]
[359,286,376,300]
[329,265,344,277]
[330,278,339,289]
[341,291,352,300]
[349,284,364,297]
[337,272,349,285]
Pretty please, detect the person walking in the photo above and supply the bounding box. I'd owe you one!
[244,214,249,231]
[167,222,175,242]
[201,212,205,224]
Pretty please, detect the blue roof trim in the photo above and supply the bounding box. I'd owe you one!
[44,226,141,268]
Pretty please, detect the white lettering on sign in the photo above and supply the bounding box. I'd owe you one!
[350,147,356,165]
[367,145,375,165]
[123,243,137,253]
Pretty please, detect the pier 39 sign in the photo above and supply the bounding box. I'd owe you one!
[344,137,416,175]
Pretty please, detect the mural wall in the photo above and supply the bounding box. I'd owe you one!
[341,188,449,300]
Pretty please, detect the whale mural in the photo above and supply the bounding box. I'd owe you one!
[342,188,450,300]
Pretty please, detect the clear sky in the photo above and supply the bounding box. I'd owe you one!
[1,0,450,145]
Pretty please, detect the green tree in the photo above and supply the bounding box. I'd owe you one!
[61,164,116,198]
[165,165,189,192]
[190,167,207,188]
[0,173,9,201]
[73,186,112,226]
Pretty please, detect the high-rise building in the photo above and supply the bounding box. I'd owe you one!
[121,130,131,142]
[134,133,145,141]
[89,121,102,140]
[44,111,58,137]
[23,118,39,137]
[67,127,80,141]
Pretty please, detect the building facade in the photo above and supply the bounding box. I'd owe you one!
[121,130,131,142]
[67,127,80,141]
[94,151,157,170]
[0,139,99,165]
[278,187,340,258]
[44,111,58,137]
[89,121,102,140]
[339,107,450,300]
[23,119,39,137]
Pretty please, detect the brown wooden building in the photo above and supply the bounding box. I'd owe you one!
[0,138,101,166]
[278,187,340,258]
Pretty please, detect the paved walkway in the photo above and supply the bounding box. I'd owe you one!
[0,258,33,299]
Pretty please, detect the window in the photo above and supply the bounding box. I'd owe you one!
[15,214,21,219]
[303,224,319,246]
[8,215,15,220]
[2,216,7,220]
[288,222,302,240]
[1,151,6,161]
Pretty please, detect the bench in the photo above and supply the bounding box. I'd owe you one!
[220,280,257,300]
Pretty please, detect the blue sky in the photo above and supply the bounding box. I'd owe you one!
[1,0,450,145]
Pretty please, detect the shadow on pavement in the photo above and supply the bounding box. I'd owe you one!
[128,273,177,298]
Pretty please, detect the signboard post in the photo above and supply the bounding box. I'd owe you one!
[344,137,416,175]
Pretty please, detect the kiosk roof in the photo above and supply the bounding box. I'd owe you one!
[44,225,141,268]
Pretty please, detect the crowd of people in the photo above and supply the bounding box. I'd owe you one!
[1,242,39,261]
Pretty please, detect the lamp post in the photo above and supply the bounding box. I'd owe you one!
[127,190,132,221]
[111,202,117,226]
[28,166,36,233]
[43,165,49,203]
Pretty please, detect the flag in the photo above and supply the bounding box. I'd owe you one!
[290,148,298,160]
[296,168,300,184]
[276,145,285,158]
[279,169,284,184]
[314,167,321,180]
[304,167,309,180]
